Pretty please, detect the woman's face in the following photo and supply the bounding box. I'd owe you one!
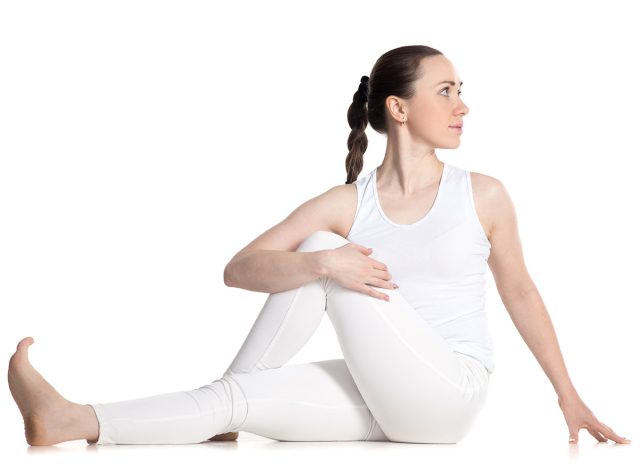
[395,55,469,148]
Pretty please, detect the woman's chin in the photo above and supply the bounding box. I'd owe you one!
[440,140,462,149]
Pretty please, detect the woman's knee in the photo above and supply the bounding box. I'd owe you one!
[295,230,350,253]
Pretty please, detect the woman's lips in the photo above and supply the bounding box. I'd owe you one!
[449,126,463,133]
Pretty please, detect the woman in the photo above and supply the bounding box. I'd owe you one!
[8,45,630,446]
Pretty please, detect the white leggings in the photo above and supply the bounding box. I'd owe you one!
[88,230,490,445]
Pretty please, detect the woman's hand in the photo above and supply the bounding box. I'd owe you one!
[558,394,631,444]
[324,244,398,301]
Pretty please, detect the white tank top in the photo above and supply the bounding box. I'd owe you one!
[347,162,495,374]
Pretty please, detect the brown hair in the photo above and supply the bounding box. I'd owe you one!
[344,45,444,184]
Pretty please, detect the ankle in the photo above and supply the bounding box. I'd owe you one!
[66,402,100,443]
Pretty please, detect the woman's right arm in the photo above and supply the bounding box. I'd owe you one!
[224,249,330,294]
[224,184,396,299]
[223,185,346,294]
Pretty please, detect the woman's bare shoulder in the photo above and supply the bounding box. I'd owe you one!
[323,182,358,238]
[469,171,501,195]
[469,170,508,239]
[225,182,357,263]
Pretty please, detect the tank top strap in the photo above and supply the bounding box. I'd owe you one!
[435,163,468,216]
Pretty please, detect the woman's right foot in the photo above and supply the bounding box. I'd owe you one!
[7,337,81,446]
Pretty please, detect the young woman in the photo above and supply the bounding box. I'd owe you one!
[8,45,630,446]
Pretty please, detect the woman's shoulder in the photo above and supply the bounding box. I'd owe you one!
[468,169,511,241]
[324,182,359,238]
[469,169,502,194]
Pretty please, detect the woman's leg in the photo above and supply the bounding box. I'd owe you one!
[87,231,489,445]
[224,231,490,443]
[226,231,489,444]
[87,231,388,444]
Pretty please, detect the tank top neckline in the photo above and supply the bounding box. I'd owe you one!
[372,162,449,228]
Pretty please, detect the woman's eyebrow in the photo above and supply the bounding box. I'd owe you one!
[434,80,463,87]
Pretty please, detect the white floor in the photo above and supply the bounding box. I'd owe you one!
[3,344,637,468]
[3,422,636,468]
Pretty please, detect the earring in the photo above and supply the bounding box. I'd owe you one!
[402,119,406,126]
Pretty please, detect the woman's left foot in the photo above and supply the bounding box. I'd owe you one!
[8,337,77,446]
[208,431,239,441]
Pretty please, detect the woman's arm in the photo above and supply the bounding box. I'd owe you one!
[225,249,328,294]
[224,184,351,294]
[484,177,578,400]
[484,176,630,443]
[497,283,578,401]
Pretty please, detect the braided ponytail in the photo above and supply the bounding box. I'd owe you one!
[345,75,369,184]
[342,45,443,184]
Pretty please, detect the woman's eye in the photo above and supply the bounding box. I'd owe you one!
[440,87,462,96]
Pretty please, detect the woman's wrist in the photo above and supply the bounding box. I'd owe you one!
[313,249,334,279]
[557,387,581,405]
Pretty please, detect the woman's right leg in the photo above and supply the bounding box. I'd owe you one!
[87,231,389,444]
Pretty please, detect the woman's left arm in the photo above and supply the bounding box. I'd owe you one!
[479,175,631,444]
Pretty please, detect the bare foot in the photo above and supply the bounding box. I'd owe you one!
[8,337,79,446]
[208,431,239,442]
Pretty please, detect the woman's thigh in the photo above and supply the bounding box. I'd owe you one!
[314,232,489,443]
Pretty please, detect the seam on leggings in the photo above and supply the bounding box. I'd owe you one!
[256,284,304,370]
[364,412,375,441]
[184,387,229,434]
[245,398,370,410]
[369,298,466,394]
[218,379,235,430]
[219,377,238,431]
[221,374,250,432]
[183,390,207,416]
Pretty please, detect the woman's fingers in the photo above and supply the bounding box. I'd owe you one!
[369,276,398,290]
[372,261,389,271]
[377,266,398,285]
[587,427,607,443]
[596,421,631,444]
[362,277,398,301]
[569,421,632,444]
[372,266,392,281]
[364,286,390,301]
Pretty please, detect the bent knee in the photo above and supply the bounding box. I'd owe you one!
[296,230,350,253]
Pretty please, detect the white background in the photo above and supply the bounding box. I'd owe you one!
[1,0,638,467]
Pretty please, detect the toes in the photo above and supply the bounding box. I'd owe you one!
[10,337,34,365]
[16,337,34,355]
[18,337,35,350]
